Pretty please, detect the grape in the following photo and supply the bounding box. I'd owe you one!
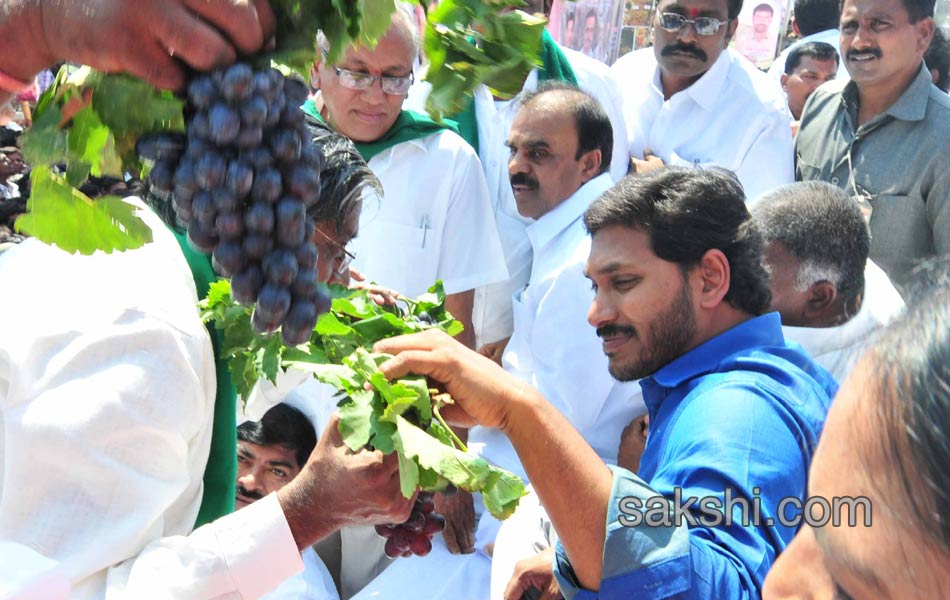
[262,249,298,286]
[212,240,245,277]
[142,63,331,336]
[231,264,263,305]
[243,234,274,261]
[442,484,458,497]
[251,168,282,204]
[375,524,396,538]
[245,202,274,235]
[375,494,447,559]
[403,510,426,534]
[275,197,306,247]
[220,63,254,103]
[392,528,413,552]
[384,538,401,559]
[208,104,241,145]
[422,513,446,536]
[409,534,432,557]
[419,498,435,515]
[226,161,254,198]
[281,299,318,346]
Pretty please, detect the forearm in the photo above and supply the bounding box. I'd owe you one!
[277,469,347,551]
[445,290,476,349]
[502,390,614,590]
[0,1,53,98]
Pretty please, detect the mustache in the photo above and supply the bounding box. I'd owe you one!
[510,172,539,189]
[847,48,882,60]
[236,484,265,501]
[596,324,637,339]
[662,43,707,62]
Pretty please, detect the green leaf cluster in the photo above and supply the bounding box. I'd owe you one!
[423,0,546,119]
[201,279,526,519]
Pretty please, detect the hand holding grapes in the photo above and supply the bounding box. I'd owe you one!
[435,488,476,554]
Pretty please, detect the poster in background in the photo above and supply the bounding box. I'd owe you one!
[549,0,626,64]
[617,1,655,58]
[732,0,793,69]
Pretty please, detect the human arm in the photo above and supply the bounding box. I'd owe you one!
[504,547,564,600]
[735,109,795,203]
[0,0,276,102]
[445,289,476,349]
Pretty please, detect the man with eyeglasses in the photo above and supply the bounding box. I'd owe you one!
[608,0,793,203]
[794,0,950,295]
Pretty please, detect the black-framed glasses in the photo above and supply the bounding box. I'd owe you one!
[327,64,414,95]
[658,12,729,36]
[313,227,356,277]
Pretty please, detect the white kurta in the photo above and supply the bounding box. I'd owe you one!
[469,173,645,482]
[261,547,340,600]
[405,43,630,347]
[782,260,904,383]
[0,205,303,599]
[351,176,647,600]
[351,130,508,299]
[609,47,794,204]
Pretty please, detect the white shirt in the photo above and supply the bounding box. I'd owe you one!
[767,29,849,82]
[0,205,303,599]
[609,47,794,203]
[782,260,904,383]
[468,174,646,482]
[352,129,508,298]
[261,547,339,600]
[406,44,630,346]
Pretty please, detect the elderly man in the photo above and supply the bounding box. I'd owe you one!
[304,8,508,349]
[753,181,904,381]
[795,0,950,293]
[370,167,837,599]
[609,0,793,203]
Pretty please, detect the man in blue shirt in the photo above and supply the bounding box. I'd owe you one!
[372,167,837,599]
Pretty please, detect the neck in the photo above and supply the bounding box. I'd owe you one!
[855,65,919,125]
[685,306,754,355]
[660,70,702,100]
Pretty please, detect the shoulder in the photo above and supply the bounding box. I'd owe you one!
[924,86,950,130]
[387,127,480,169]
[609,47,655,79]
[562,45,611,78]
[722,49,789,115]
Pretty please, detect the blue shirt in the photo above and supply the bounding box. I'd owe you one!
[554,313,837,599]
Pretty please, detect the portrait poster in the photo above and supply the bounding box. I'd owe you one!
[731,0,793,70]
[549,0,626,64]
[617,1,655,58]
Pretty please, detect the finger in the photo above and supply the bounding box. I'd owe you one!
[376,346,444,381]
[443,520,461,554]
[115,40,189,92]
[155,6,236,71]
[436,404,478,428]
[349,267,366,281]
[504,573,529,600]
[542,584,563,600]
[374,330,445,355]
[183,0,266,56]
[252,0,278,41]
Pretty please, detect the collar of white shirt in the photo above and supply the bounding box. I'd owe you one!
[650,48,733,111]
[525,172,614,255]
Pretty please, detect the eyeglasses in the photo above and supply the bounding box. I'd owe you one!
[658,12,730,36]
[313,227,356,277]
[327,65,414,95]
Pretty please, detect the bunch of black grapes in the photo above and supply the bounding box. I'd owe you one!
[375,490,450,558]
[139,63,329,345]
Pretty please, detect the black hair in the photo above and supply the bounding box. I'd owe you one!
[925,27,950,93]
[584,167,772,316]
[753,181,868,311]
[784,41,840,74]
[870,264,950,552]
[237,403,317,468]
[520,81,613,176]
[794,0,840,36]
[754,3,774,14]
[838,0,934,23]
[728,0,745,20]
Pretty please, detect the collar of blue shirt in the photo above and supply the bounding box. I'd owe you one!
[646,312,786,393]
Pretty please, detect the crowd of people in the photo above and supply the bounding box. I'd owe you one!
[1,0,949,598]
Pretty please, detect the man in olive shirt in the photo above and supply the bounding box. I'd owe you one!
[795,0,949,293]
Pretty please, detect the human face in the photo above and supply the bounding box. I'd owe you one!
[753,8,773,36]
[763,360,950,599]
[235,441,303,509]
[585,226,699,381]
[314,201,360,285]
[317,26,414,142]
[565,18,577,49]
[763,242,812,325]
[583,15,597,51]
[782,56,838,119]
[507,101,594,220]
[653,0,737,88]
[839,0,934,91]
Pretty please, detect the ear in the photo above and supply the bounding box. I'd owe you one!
[724,18,739,44]
[792,18,801,37]
[803,280,838,319]
[695,249,731,309]
[579,149,603,182]
[780,73,789,92]
[916,17,935,54]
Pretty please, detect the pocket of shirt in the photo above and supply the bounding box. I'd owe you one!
[795,151,827,181]
[369,221,433,295]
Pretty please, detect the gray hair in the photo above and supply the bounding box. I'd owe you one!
[752,181,870,306]
[317,2,420,61]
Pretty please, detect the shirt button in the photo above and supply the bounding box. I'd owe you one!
[831,177,839,185]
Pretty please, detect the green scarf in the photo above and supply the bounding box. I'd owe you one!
[172,230,238,528]
[452,30,578,153]
[301,100,458,161]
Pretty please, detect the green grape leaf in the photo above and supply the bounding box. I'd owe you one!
[482,468,528,520]
[397,449,420,498]
[14,166,154,255]
[393,415,490,491]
